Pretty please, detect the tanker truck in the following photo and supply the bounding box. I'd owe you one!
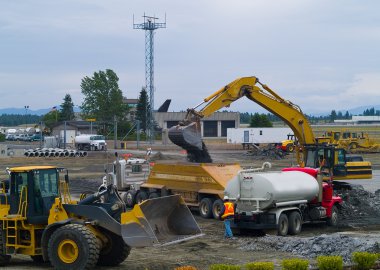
[75,134,107,151]
[224,167,342,236]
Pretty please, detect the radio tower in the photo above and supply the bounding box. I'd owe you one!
[133,14,166,144]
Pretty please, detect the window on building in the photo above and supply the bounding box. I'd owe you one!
[221,121,235,137]
[203,121,218,137]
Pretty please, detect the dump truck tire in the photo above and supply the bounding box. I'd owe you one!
[136,191,148,204]
[212,199,224,219]
[123,190,137,207]
[97,230,131,266]
[277,213,289,236]
[48,224,100,270]
[149,192,159,199]
[0,227,10,266]
[199,198,213,218]
[288,211,302,235]
[327,205,339,227]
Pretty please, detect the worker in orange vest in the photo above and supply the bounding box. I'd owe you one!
[219,195,235,239]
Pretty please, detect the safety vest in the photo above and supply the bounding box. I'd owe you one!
[222,202,234,219]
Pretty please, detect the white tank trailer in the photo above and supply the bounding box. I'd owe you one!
[224,168,342,236]
[74,134,107,151]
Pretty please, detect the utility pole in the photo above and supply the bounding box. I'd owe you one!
[114,116,118,149]
[133,13,166,144]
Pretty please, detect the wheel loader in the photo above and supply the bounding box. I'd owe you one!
[0,165,201,269]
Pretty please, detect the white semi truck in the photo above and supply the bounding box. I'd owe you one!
[74,134,107,151]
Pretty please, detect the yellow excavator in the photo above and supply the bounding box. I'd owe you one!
[169,76,372,180]
[0,166,201,269]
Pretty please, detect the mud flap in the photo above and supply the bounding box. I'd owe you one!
[120,195,202,247]
[168,122,203,151]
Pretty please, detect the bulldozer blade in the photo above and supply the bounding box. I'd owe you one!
[168,122,203,151]
[120,195,202,247]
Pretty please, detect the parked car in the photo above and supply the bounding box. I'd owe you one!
[5,134,15,141]
[26,134,43,142]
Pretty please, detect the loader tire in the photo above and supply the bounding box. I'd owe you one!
[199,198,213,219]
[277,213,289,236]
[97,230,131,266]
[212,199,224,219]
[0,227,10,266]
[288,211,302,235]
[48,224,100,270]
[286,144,295,153]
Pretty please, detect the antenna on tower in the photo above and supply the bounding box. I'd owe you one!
[134,13,166,144]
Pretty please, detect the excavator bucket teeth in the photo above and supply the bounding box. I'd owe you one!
[168,122,203,151]
[121,195,202,247]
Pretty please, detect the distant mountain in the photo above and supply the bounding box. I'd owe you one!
[0,106,81,116]
[343,105,380,115]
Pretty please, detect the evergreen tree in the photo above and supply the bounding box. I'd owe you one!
[60,94,75,121]
[330,110,337,122]
[344,111,350,119]
[136,87,150,132]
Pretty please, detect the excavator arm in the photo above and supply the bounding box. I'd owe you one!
[169,76,315,163]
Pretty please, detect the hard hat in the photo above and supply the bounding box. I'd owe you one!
[223,195,229,200]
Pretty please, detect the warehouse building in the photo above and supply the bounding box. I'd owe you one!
[154,112,240,138]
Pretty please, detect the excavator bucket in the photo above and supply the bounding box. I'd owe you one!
[168,122,203,151]
[120,195,202,247]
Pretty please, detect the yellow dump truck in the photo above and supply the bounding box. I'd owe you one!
[104,160,243,220]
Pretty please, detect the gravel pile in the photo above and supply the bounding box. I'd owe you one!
[338,186,380,226]
[240,233,380,262]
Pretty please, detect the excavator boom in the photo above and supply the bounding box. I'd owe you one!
[169,76,315,163]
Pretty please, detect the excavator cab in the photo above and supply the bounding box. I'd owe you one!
[304,145,348,178]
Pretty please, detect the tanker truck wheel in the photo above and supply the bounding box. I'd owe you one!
[199,198,213,219]
[212,199,224,219]
[97,229,131,266]
[277,213,289,236]
[48,224,100,270]
[288,211,302,235]
[327,205,339,226]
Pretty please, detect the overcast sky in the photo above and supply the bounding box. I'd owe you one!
[1,0,379,115]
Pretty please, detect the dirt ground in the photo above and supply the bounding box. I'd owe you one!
[0,146,380,269]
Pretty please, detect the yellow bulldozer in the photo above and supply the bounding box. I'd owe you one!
[316,130,380,153]
[0,166,201,269]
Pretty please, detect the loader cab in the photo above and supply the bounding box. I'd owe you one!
[8,166,60,224]
[304,145,347,178]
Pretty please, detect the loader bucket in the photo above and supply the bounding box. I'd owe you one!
[168,122,203,151]
[120,195,202,247]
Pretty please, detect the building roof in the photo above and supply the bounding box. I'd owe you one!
[52,121,98,129]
